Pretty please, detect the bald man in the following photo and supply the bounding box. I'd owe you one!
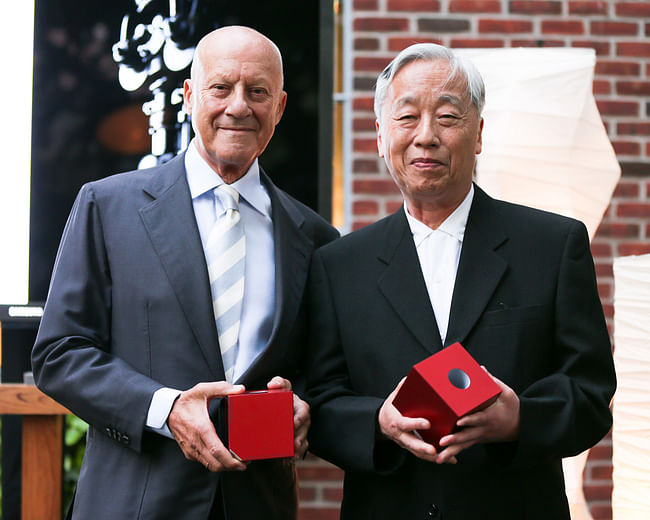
[32,26,338,520]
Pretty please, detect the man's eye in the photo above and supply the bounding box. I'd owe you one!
[439,114,461,124]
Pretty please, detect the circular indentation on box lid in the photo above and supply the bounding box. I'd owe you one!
[448,368,470,389]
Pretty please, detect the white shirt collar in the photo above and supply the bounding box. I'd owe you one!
[185,139,271,217]
[405,184,474,247]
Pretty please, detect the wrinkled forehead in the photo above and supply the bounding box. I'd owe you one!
[202,56,281,84]
[192,30,284,87]
[387,59,471,107]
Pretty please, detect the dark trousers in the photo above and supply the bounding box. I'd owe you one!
[209,482,226,520]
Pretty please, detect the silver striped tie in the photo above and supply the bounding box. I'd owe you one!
[206,184,246,382]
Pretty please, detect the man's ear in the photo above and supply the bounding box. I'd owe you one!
[275,90,288,125]
[376,119,385,158]
[183,79,193,116]
[475,117,484,155]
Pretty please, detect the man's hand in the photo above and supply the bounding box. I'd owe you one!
[267,376,310,460]
[167,381,246,472]
[378,378,456,464]
[436,370,520,464]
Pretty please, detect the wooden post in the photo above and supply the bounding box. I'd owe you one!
[0,384,71,520]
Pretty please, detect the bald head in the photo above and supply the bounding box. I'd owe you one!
[191,26,284,87]
[183,26,287,182]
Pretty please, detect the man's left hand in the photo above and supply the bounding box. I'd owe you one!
[436,369,520,463]
[267,376,310,460]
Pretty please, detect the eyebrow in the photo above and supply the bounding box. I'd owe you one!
[394,96,416,110]
[438,94,464,108]
[393,93,466,111]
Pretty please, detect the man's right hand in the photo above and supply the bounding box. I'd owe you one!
[167,381,247,472]
[378,378,457,464]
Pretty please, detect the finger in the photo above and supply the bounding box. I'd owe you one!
[173,421,225,470]
[267,376,291,390]
[295,437,309,459]
[195,423,247,472]
[397,416,431,433]
[294,419,310,444]
[456,409,488,428]
[436,441,472,464]
[206,443,247,472]
[293,397,310,451]
[380,415,430,440]
[196,381,246,398]
[439,425,484,448]
[169,386,247,472]
[293,395,310,426]
[378,400,429,438]
[435,447,460,464]
[396,431,438,461]
[378,398,439,462]
[434,442,459,464]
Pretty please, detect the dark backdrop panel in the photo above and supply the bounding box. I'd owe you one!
[29,0,321,302]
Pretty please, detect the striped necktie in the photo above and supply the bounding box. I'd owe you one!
[206,184,246,382]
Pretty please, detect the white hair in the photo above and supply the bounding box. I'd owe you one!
[374,43,485,123]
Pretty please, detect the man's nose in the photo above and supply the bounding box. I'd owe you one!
[225,87,251,118]
[414,118,440,147]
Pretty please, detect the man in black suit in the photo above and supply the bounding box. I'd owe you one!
[306,43,615,519]
[32,26,338,519]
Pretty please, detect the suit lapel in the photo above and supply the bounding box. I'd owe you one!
[445,185,508,347]
[267,185,313,343]
[236,170,313,385]
[377,209,443,355]
[139,155,224,379]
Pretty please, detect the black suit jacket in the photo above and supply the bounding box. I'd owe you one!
[306,185,615,520]
[32,153,338,520]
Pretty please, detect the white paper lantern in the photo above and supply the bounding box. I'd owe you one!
[562,451,594,520]
[612,254,650,519]
[456,48,621,240]
[454,48,623,519]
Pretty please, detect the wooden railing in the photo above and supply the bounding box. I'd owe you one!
[0,384,71,520]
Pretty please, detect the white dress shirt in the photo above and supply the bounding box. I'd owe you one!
[404,185,474,344]
[146,140,276,435]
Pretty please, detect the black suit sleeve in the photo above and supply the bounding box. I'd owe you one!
[514,220,615,463]
[306,250,404,474]
[31,184,162,453]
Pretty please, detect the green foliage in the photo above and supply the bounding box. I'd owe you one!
[63,415,88,510]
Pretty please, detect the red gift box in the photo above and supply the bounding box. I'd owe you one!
[392,342,501,449]
[226,389,294,461]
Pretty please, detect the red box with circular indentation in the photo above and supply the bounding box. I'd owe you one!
[393,342,501,449]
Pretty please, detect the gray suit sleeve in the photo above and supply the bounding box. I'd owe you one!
[32,184,163,453]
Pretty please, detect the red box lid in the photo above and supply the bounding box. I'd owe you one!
[227,389,294,461]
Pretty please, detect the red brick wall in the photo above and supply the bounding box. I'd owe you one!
[298,2,650,519]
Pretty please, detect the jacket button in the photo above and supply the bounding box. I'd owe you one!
[426,503,440,518]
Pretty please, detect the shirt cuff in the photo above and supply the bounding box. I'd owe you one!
[146,387,182,439]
